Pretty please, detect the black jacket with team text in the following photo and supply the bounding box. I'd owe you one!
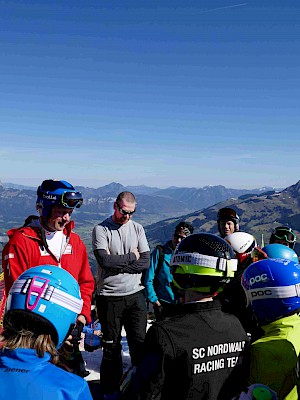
[124,299,249,400]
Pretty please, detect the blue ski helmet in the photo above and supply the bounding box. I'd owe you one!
[262,244,298,262]
[5,265,83,349]
[36,179,83,218]
[242,258,300,324]
[170,233,238,293]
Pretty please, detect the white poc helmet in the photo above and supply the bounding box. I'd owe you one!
[225,232,257,265]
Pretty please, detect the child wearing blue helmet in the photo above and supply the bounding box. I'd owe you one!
[242,258,300,399]
[0,265,93,400]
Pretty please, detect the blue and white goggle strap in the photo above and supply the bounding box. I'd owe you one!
[10,276,83,315]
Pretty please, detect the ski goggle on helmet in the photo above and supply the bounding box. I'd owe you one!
[270,226,296,249]
[225,232,257,266]
[170,233,238,293]
[5,265,83,349]
[36,179,83,218]
[242,258,300,325]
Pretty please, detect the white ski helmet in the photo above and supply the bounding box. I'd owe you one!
[225,232,257,265]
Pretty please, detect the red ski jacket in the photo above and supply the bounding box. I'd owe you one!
[2,220,94,323]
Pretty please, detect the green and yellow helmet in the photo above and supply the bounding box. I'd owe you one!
[170,233,238,293]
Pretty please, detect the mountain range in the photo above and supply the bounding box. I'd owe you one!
[1,179,298,273]
[146,181,300,256]
[0,180,279,228]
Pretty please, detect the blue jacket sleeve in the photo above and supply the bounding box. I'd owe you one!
[143,247,160,303]
[83,326,95,335]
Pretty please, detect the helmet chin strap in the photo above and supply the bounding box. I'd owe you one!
[40,216,56,232]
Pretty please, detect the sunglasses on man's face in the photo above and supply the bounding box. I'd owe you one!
[116,202,135,216]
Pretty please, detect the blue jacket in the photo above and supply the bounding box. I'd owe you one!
[144,241,175,304]
[0,348,93,400]
[83,320,102,348]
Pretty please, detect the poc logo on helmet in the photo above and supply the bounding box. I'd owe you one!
[249,273,268,286]
[251,289,272,298]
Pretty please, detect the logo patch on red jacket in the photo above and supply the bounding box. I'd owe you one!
[63,244,73,254]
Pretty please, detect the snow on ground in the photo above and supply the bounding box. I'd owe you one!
[82,323,152,383]
[82,328,132,382]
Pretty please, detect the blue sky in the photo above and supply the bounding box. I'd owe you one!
[1,0,299,189]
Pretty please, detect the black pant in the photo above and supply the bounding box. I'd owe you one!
[96,290,147,394]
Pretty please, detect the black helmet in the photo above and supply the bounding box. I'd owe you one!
[217,207,240,223]
[170,233,238,294]
[269,226,296,249]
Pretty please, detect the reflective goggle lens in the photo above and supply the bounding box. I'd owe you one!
[273,228,296,243]
[61,192,83,209]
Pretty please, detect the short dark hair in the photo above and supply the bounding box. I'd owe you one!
[174,221,194,235]
[116,191,136,204]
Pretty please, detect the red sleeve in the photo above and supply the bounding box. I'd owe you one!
[75,241,95,324]
[2,237,30,294]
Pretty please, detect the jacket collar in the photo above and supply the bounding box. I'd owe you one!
[7,219,74,240]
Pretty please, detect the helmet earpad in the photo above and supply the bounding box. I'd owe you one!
[4,309,59,346]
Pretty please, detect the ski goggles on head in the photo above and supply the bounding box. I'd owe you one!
[60,191,83,209]
[273,227,296,244]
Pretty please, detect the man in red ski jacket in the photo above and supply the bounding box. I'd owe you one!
[2,179,94,326]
